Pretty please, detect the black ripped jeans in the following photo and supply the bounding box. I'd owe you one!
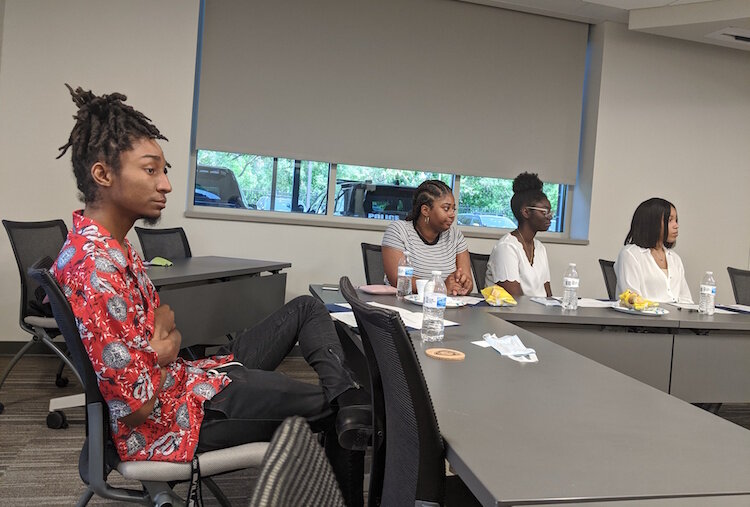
[197,295,364,505]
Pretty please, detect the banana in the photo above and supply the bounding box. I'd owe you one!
[618,289,658,310]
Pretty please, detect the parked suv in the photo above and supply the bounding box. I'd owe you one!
[194,166,251,209]
[326,181,417,220]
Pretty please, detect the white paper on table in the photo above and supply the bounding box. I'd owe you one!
[365,301,458,329]
[576,298,618,308]
[530,297,561,307]
[331,312,358,328]
[471,340,492,348]
[483,333,538,363]
[455,296,484,305]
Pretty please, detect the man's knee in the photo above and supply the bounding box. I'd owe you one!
[288,295,325,315]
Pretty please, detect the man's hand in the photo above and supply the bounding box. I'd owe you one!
[151,304,181,366]
[445,268,472,296]
[153,304,176,341]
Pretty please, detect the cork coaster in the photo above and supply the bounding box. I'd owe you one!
[425,348,466,361]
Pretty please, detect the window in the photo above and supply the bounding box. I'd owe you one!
[457,176,566,232]
[193,149,567,233]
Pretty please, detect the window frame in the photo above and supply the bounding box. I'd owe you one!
[185,150,586,245]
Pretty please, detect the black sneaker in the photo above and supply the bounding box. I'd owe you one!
[335,405,372,451]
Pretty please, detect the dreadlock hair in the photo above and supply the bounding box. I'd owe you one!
[405,179,453,222]
[510,172,547,224]
[624,197,676,249]
[57,84,168,204]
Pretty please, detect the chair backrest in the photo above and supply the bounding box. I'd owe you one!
[134,226,192,261]
[599,259,617,300]
[340,276,445,506]
[248,416,345,507]
[3,219,68,332]
[727,266,750,305]
[361,242,386,285]
[469,252,490,291]
[29,260,148,504]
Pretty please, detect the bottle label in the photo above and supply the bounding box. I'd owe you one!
[700,284,716,295]
[398,266,414,277]
[424,293,447,309]
[563,277,579,289]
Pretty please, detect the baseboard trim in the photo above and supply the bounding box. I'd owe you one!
[0,341,68,356]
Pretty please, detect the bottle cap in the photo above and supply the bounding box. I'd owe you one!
[570,263,576,267]
[706,271,713,275]
[431,270,442,275]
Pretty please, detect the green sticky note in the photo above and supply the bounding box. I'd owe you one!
[149,256,173,267]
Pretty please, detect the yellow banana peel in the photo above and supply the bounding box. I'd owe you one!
[481,285,517,306]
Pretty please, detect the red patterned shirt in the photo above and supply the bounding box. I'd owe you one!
[53,211,233,462]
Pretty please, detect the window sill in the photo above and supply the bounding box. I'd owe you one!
[184,206,589,245]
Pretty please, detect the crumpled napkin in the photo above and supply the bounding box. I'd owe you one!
[483,333,538,363]
[480,285,517,306]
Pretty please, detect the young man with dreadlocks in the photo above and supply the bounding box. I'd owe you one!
[53,85,369,501]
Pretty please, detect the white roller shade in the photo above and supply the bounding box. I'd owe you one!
[196,0,587,184]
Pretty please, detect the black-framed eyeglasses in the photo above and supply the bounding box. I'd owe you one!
[526,206,554,218]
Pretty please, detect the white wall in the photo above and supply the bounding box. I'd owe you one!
[0,3,748,342]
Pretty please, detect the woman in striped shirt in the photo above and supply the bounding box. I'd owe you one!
[382,180,473,296]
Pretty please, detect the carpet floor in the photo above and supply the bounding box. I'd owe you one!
[1,355,749,506]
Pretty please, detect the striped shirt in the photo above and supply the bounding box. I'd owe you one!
[382,220,468,280]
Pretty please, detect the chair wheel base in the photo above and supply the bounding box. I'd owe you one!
[47,410,68,429]
[55,375,69,388]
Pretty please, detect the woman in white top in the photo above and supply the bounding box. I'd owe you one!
[614,197,693,303]
[485,172,552,297]
[382,180,473,296]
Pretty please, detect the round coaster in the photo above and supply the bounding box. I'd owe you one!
[425,348,466,361]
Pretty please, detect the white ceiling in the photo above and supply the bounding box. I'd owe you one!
[459,0,750,51]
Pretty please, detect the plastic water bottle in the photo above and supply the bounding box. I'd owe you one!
[422,271,447,342]
[561,263,579,311]
[698,271,716,316]
[396,251,413,300]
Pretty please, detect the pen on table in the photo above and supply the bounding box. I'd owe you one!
[321,286,339,291]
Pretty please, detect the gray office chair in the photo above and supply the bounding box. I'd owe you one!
[361,242,387,285]
[727,267,750,305]
[29,258,269,507]
[135,226,192,261]
[339,276,480,506]
[469,252,490,291]
[599,259,617,300]
[248,416,345,507]
[0,219,82,426]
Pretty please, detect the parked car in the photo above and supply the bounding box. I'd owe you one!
[457,213,516,229]
[194,166,251,209]
[331,181,417,220]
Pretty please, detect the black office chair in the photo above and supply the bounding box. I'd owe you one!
[361,242,386,285]
[29,258,269,507]
[469,252,490,291]
[248,416,345,507]
[134,226,192,261]
[0,219,81,423]
[599,259,617,300]
[339,276,479,506]
[727,267,750,305]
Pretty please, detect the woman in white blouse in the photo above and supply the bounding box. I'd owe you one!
[614,197,693,303]
[485,172,552,297]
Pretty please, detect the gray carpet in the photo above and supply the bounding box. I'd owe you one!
[1,355,750,506]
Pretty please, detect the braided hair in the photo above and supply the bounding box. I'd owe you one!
[57,84,167,203]
[509,172,547,224]
[405,180,452,221]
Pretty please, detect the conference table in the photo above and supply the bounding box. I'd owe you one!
[147,256,290,348]
[310,285,750,506]
[489,298,750,402]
